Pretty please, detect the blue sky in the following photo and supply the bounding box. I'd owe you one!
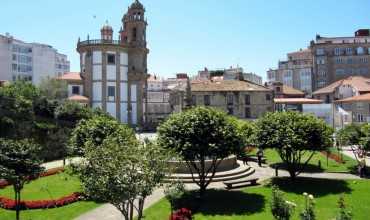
[2,0,370,81]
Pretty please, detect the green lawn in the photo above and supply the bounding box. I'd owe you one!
[0,173,101,220]
[142,178,370,220]
[261,149,358,173]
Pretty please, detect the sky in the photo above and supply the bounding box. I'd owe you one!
[1,0,370,81]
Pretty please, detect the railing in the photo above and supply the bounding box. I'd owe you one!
[78,39,122,46]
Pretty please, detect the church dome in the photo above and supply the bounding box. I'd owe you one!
[130,0,144,10]
[101,23,113,32]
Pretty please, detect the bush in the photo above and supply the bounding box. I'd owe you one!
[300,193,316,220]
[271,185,295,220]
[336,195,352,220]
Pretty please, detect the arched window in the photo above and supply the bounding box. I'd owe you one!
[132,27,137,41]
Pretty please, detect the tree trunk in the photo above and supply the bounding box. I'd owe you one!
[199,158,206,197]
[16,190,20,220]
[137,197,146,220]
[129,200,134,220]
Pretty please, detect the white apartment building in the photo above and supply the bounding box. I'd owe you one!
[0,33,70,85]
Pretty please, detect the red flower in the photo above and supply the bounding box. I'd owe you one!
[169,208,192,220]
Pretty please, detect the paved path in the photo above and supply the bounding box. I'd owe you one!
[341,146,370,165]
[42,157,81,170]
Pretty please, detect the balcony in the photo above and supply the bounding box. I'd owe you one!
[77,39,122,47]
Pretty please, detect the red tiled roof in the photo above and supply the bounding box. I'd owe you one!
[335,93,370,103]
[313,76,370,95]
[274,98,323,104]
[68,95,89,103]
[58,72,82,81]
[282,85,305,95]
[191,80,271,92]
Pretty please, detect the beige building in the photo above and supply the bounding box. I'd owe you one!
[171,80,274,120]
[336,93,370,124]
[267,48,313,94]
[312,76,370,103]
[310,29,370,91]
[76,0,148,128]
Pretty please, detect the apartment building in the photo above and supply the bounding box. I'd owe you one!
[0,33,70,85]
[310,29,370,91]
[267,48,313,94]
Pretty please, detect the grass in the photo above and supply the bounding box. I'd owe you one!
[260,148,358,173]
[0,172,101,220]
[141,178,370,220]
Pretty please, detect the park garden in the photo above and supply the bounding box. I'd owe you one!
[0,80,369,220]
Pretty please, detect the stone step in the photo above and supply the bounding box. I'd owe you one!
[166,164,251,180]
[164,167,256,184]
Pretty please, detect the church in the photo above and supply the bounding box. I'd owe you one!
[61,0,149,129]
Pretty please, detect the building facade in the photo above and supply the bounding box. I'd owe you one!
[0,33,70,85]
[171,80,274,120]
[267,48,313,94]
[311,30,370,91]
[312,76,370,103]
[76,0,148,128]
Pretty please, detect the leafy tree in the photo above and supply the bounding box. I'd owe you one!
[74,125,168,220]
[255,112,333,179]
[158,107,243,195]
[38,77,68,101]
[0,81,40,139]
[337,124,370,161]
[228,116,256,157]
[69,114,118,155]
[0,139,44,220]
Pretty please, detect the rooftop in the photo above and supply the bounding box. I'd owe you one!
[191,80,271,92]
[313,76,370,95]
[274,98,323,104]
[282,85,305,96]
[68,95,89,103]
[336,93,370,103]
[58,72,82,81]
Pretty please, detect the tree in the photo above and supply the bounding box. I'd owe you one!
[0,81,40,139]
[255,111,333,179]
[0,139,44,220]
[74,125,168,220]
[337,124,370,161]
[158,107,243,195]
[38,77,68,101]
[228,116,256,156]
[69,114,118,155]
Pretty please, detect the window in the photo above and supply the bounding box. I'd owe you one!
[357,47,364,55]
[245,94,250,105]
[192,95,196,105]
[133,27,137,41]
[107,54,115,64]
[368,48,370,55]
[360,57,368,63]
[357,114,365,122]
[347,58,353,64]
[245,107,251,118]
[276,87,281,92]
[227,107,234,115]
[334,48,342,56]
[316,48,325,56]
[266,94,271,101]
[335,57,344,64]
[12,64,17,71]
[204,95,210,106]
[227,94,234,105]
[325,95,330,103]
[12,54,17,61]
[346,48,353,55]
[317,57,325,65]
[108,86,115,101]
[335,69,345,75]
[72,86,80,95]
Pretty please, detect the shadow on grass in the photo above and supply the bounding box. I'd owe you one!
[174,189,265,216]
[270,163,325,173]
[267,177,352,197]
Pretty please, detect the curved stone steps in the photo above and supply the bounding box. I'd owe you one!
[164,164,256,184]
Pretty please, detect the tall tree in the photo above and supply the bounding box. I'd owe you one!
[255,111,333,179]
[0,139,44,220]
[158,107,243,195]
[38,77,68,101]
[74,125,168,220]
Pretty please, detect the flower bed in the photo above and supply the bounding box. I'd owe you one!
[0,192,82,210]
[169,208,193,220]
[0,167,65,189]
[321,151,344,164]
